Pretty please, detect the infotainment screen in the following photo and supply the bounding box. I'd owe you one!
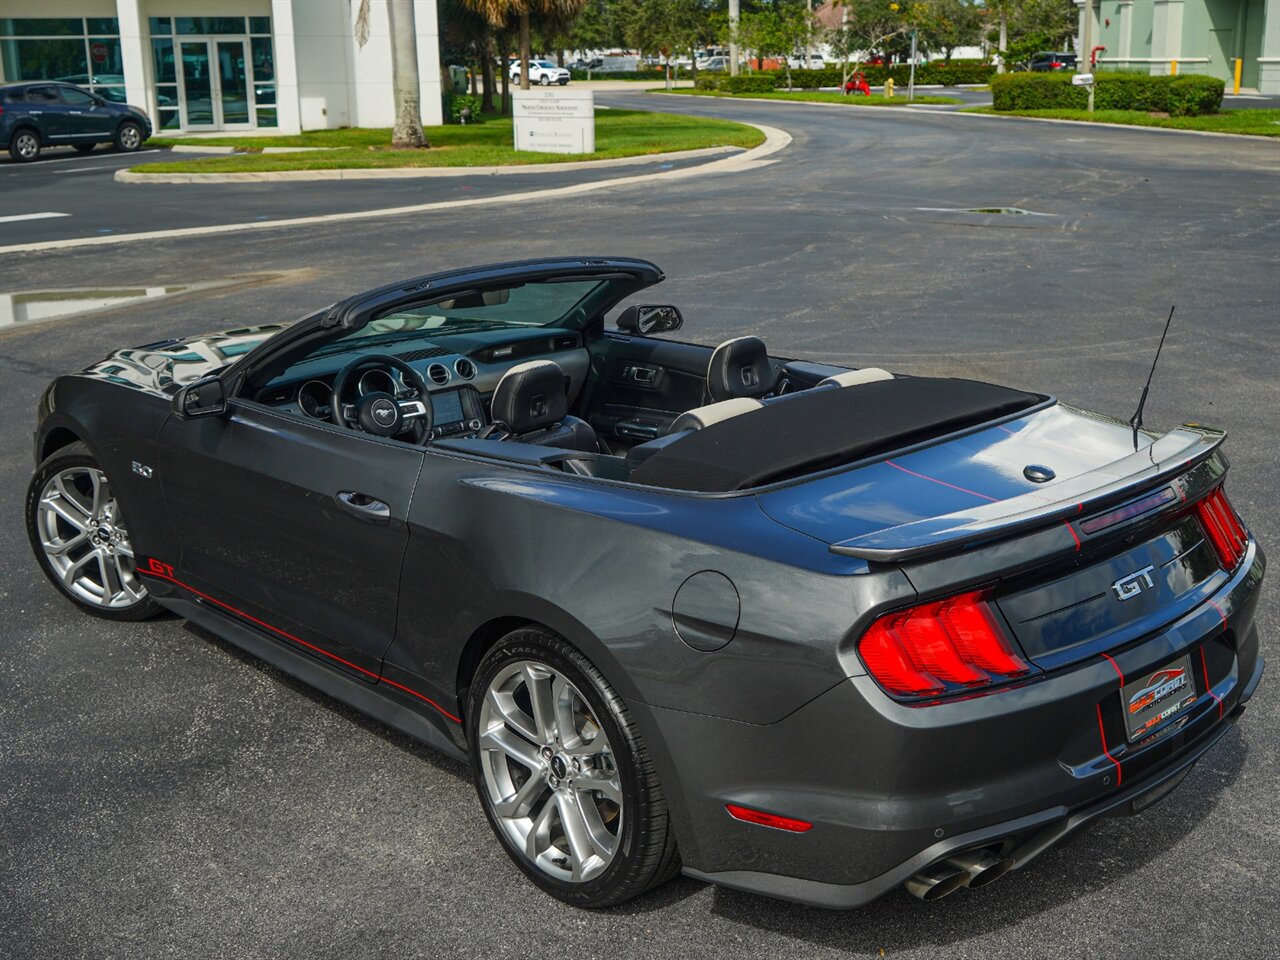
[433,389,464,426]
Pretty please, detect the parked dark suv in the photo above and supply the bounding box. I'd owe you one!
[1,81,152,163]
[1027,52,1078,72]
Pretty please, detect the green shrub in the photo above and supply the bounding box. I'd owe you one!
[722,74,780,93]
[695,75,723,91]
[443,92,484,124]
[568,68,669,81]
[992,72,1224,116]
[1167,74,1225,116]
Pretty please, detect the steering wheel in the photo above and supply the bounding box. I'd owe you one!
[330,354,433,444]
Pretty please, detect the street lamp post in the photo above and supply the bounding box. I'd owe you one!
[729,0,740,76]
[1080,0,1096,113]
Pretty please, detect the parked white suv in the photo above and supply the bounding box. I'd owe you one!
[509,60,571,86]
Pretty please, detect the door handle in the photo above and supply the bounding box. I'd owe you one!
[335,491,390,523]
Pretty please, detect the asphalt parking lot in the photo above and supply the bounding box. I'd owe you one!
[1,93,1277,959]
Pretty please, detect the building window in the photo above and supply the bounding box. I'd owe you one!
[251,36,277,127]
[0,18,124,103]
[152,37,179,130]
[175,17,248,36]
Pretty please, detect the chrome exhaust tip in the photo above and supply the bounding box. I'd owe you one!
[944,849,1015,889]
[904,862,970,901]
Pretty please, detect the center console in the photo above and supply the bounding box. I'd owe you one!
[429,386,485,440]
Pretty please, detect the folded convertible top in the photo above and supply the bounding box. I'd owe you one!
[628,377,1047,492]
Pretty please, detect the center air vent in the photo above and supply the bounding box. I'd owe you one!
[454,357,476,380]
[426,363,451,385]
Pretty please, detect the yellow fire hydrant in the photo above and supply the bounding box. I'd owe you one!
[885,77,895,98]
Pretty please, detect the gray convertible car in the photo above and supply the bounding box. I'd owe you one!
[26,258,1265,909]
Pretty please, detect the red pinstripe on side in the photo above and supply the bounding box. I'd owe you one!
[139,563,461,723]
[1064,521,1082,551]
[1096,703,1123,786]
[1198,645,1223,720]
[883,460,999,502]
[1101,652,1124,685]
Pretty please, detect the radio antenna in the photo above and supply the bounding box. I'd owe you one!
[1129,305,1175,451]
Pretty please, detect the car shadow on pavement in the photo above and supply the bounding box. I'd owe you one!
[699,730,1249,952]
[179,619,470,781]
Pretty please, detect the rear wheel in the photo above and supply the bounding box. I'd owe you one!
[467,627,680,907]
[114,121,144,152]
[74,142,96,154]
[9,129,40,162]
[26,442,162,621]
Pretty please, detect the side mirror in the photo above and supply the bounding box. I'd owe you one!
[616,304,684,336]
[173,376,227,419]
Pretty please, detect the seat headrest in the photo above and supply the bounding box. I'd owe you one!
[668,397,764,434]
[490,360,567,434]
[816,367,893,388]
[707,336,777,401]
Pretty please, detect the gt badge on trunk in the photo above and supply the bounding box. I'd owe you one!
[1122,654,1198,742]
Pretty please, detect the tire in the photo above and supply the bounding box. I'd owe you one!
[467,627,680,908]
[558,78,569,86]
[26,442,162,622]
[539,74,551,86]
[114,121,144,153]
[74,143,96,154]
[8,128,41,162]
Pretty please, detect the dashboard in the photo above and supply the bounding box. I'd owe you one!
[254,328,590,441]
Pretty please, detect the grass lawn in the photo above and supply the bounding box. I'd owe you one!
[140,109,763,173]
[965,106,1280,137]
[658,89,963,106]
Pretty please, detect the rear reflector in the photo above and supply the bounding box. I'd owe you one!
[725,804,813,833]
[858,590,1030,700]
[1196,487,1248,571]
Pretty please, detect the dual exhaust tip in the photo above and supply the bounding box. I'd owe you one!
[904,849,1015,901]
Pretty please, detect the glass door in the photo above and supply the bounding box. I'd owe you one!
[179,41,214,127]
[216,40,250,125]
[178,39,254,129]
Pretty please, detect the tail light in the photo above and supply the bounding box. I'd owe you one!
[858,590,1030,700]
[1195,487,1249,570]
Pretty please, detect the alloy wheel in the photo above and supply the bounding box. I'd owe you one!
[477,660,623,883]
[35,466,146,609]
[15,132,39,160]
[118,124,142,150]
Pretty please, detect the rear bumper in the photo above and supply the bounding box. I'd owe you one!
[640,545,1265,909]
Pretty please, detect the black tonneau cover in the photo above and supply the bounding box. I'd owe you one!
[629,377,1046,492]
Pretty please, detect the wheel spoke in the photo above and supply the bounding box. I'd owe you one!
[524,793,557,863]
[480,723,541,772]
[573,785,620,858]
[44,530,90,556]
[90,471,110,520]
[485,686,539,744]
[524,665,558,745]
[42,493,89,531]
[54,475,93,521]
[116,556,145,603]
[61,550,98,589]
[551,675,579,746]
[98,550,124,603]
[574,768,623,807]
[556,791,602,879]
[492,769,548,819]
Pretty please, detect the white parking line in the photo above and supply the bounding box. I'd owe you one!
[2,149,160,167]
[0,212,70,224]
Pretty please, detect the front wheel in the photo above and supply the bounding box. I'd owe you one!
[114,121,144,152]
[539,74,551,86]
[26,442,162,621]
[467,627,680,908]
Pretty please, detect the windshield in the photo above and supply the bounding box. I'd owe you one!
[325,278,606,352]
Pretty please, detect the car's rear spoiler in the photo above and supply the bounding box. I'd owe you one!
[829,424,1227,563]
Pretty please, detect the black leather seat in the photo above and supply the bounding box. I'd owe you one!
[707,336,779,402]
[484,359,597,452]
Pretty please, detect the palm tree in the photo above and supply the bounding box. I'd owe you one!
[464,0,588,91]
[356,0,428,147]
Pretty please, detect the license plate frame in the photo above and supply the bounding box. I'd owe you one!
[1121,654,1199,742]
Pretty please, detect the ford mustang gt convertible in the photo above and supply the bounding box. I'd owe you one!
[26,257,1265,909]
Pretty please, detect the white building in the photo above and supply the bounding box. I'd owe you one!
[0,1,444,134]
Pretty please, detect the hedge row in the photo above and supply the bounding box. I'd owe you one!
[991,72,1224,116]
[694,61,994,92]
[695,74,778,93]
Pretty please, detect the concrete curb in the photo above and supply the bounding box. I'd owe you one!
[4,124,790,254]
[115,144,744,184]
[946,109,1280,142]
